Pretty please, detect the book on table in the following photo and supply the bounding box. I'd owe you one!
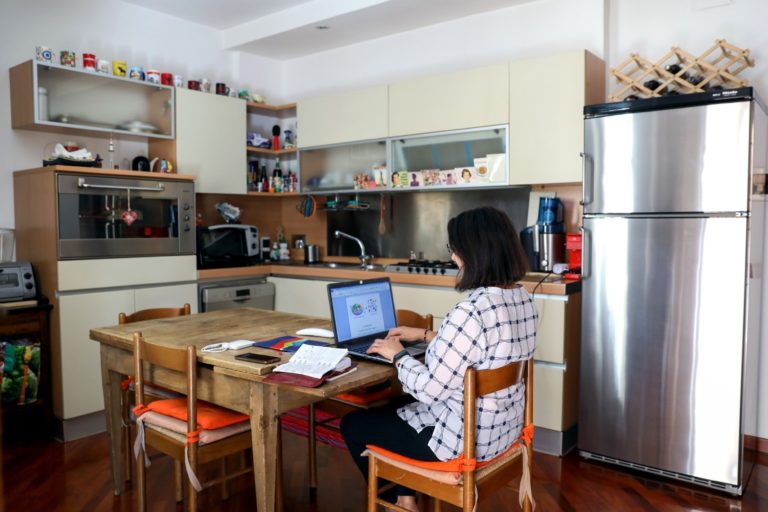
[265,344,356,387]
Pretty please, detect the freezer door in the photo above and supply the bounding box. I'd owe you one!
[583,101,751,214]
[579,216,747,485]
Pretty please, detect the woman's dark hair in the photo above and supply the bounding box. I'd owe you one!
[447,206,528,291]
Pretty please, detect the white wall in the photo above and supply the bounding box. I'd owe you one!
[281,0,605,100]
[609,0,768,444]
[0,0,282,231]
[609,0,768,99]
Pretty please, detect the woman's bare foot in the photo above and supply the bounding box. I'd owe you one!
[395,495,419,512]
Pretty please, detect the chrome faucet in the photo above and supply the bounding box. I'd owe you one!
[334,230,369,267]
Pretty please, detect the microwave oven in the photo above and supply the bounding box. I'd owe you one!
[57,174,195,259]
[197,224,261,269]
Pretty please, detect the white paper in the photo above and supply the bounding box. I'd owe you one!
[273,344,349,379]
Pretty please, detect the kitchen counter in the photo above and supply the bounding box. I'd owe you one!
[198,262,580,295]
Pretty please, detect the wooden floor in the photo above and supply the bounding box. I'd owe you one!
[2,429,766,511]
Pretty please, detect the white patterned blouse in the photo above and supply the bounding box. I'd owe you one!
[396,285,537,462]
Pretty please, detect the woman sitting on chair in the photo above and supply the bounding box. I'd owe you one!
[341,206,537,511]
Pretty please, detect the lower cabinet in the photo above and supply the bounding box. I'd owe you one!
[531,293,581,455]
[268,276,334,318]
[56,283,198,424]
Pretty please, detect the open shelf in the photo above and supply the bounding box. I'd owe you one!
[247,147,297,156]
[10,60,174,140]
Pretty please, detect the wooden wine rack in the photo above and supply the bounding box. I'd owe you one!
[610,39,753,101]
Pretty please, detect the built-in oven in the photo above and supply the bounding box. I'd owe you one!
[56,174,195,259]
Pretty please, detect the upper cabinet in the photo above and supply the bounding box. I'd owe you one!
[10,60,173,140]
[388,63,509,137]
[150,88,246,194]
[508,50,605,185]
[297,85,388,148]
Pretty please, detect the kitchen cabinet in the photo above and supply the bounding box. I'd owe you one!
[10,60,173,140]
[530,293,580,455]
[508,50,605,185]
[388,63,509,137]
[297,85,388,148]
[150,88,246,194]
[268,276,334,317]
[58,281,197,423]
[300,139,387,193]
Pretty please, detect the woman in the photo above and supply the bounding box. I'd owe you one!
[340,206,537,512]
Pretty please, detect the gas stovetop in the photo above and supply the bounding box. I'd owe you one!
[384,260,460,277]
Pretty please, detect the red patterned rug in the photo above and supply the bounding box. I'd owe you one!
[280,406,346,449]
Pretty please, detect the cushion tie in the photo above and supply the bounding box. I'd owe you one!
[365,426,536,511]
[185,427,203,446]
[121,375,134,391]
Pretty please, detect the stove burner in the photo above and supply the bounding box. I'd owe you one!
[385,259,459,276]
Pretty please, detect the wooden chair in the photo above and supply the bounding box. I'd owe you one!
[131,332,256,512]
[305,309,433,496]
[365,358,534,512]
[118,304,191,490]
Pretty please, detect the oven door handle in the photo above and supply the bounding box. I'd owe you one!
[77,177,165,192]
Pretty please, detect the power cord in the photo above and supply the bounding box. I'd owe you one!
[531,271,553,298]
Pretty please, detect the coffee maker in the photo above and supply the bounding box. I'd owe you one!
[521,197,565,272]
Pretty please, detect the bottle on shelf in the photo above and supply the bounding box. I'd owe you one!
[260,163,269,192]
[273,157,283,193]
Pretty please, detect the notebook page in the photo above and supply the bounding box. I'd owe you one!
[273,344,349,379]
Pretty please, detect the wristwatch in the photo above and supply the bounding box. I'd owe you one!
[392,349,409,366]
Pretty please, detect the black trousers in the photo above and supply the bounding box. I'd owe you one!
[340,403,439,503]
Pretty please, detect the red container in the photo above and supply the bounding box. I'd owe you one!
[566,232,582,250]
[160,73,173,86]
[82,53,96,71]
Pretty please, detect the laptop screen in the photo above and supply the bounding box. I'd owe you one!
[327,278,398,346]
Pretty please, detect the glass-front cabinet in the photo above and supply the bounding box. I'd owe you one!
[10,60,174,139]
[300,139,388,193]
[299,125,508,194]
[390,125,508,190]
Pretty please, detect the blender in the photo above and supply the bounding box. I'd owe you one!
[520,197,565,272]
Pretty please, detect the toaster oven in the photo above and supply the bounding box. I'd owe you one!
[0,261,37,302]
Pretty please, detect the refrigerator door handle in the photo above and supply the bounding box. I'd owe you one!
[580,225,590,279]
[579,152,593,207]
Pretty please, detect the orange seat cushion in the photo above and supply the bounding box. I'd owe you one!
[146,397,248,430]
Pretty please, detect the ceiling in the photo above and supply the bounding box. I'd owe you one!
[121,0,536,59]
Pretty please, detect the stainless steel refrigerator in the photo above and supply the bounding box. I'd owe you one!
[579,88,766,495]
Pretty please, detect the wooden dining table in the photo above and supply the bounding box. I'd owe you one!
[90,307,394,512]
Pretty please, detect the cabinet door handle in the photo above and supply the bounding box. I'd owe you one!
[77,178,165,192]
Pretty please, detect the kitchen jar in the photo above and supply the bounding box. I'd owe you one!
[304,244,320,264]
[38,87,49,121]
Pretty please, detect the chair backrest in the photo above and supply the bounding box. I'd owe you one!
[463,359,533,494]
[132,332,197,433]
[396,309,433,331]
[120,303,192,324]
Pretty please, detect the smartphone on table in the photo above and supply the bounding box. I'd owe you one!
[234,352,281,364]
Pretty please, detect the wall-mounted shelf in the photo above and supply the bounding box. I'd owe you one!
[10,60,174,140]
[247,147,297,156]
[246,191,302,197]
[247,102,297,115]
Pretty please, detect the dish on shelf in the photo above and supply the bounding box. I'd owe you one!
[115,120,160,134]
[42,156,98,167]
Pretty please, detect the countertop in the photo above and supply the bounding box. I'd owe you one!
[198,261,580,295]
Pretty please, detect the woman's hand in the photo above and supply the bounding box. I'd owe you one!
[367,336,404,362]
[386,326,426,342]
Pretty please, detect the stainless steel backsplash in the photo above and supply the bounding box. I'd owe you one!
[327,188,531,260]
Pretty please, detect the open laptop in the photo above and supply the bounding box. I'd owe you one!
[327,277,427,364]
